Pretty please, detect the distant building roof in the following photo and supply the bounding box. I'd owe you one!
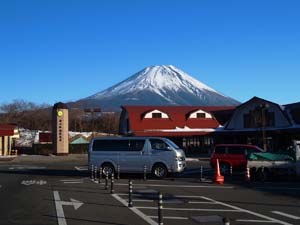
[69,135,89,144]
[0,124,17,136]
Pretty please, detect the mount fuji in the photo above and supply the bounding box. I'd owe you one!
[75,65,240,111]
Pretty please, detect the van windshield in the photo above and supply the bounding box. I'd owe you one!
[165,139,180,149]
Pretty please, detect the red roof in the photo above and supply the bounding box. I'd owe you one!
[0,124,16,136]
[122,106,236,137]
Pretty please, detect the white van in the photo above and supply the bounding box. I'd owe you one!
[88,137,186,178]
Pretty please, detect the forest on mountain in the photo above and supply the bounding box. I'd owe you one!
[0,100,120,134]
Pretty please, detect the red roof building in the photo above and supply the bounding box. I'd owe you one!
[119,106,236,154]
[0,124,16,136]
[0,124,19,156]
[120,106,235,137]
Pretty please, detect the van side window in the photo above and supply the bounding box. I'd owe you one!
[93,140,129,151]
[128,140,145,151]
[150,139,169,151]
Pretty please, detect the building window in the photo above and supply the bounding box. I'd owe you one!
[196,113,206,118]
[152,113,162,118]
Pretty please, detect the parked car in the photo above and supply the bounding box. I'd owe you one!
[210,144,264,175]
[88,137,186,179]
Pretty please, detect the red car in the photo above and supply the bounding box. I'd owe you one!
[210,144,264,175]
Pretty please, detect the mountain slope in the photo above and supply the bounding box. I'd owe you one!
[76,65,240,111]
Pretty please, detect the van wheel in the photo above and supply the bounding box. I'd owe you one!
[102,163,115,177]
[152,163,168,179]
[219,163,230,175]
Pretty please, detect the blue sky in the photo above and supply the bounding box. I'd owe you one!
[1,0,299,105]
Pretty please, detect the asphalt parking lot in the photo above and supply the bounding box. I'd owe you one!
[0,155,300,225]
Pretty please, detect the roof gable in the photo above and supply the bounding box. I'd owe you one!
[225,96,291,129]
[186,109,213,119]
[142,109,170,119]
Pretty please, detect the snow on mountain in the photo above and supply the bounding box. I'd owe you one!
[76,65,240,110]
[90,65,220,99]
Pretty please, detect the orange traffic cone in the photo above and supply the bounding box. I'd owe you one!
[245,167,251,182]
[214,159,224,184]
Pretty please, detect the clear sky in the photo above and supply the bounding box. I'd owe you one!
[1,0,299,106]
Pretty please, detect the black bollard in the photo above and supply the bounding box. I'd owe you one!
[99,167,102,183]
[128,180,133,207]
[222,217,230,225]
[117,164,120,180]
[94,165,98,183]
[230,165,233,177]
[158,192,163,225]
[143,164,147,181]
[91,164,94,181]
[111,173,115,194]
[200,165,203,181]
[105,174,108,190]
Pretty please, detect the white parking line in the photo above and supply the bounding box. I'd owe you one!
[64,182,84,184]
[112,194,157,225]
[60,179,84,184]
[115,183,234,189]
[271,211,300,220]
[188,201,216,204]
[201,196,293,225]
[74,166,88,171]
[236,219,274,223]
[9,166,46,170]
[133,200,154,202]
[149,216,188,220]
[136,206,239,212]
[114,193,293,225]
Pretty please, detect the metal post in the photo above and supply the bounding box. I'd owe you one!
[91,164,94,181]
[117,164,120,180]
[99,167,102,183]
[94,165,98,183]
[143,164,147,181]
[223,217,230,225]
[158,192,163,225]
[230,165,233,177]
[200,165,203,181]
[105,174,108,190]
[111,173,115,194]
[128,180,133,207]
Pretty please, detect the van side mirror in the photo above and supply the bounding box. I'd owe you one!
[166,146,173,151]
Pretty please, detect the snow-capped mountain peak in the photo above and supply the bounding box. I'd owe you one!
[79,65,239,110]
[90,65,220,99]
